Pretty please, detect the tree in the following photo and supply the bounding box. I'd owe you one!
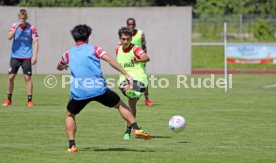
[194,0,276,16]
[253,19,274,42]
[0,0,20,5]
[194,0,242,15]
[241,0,276,15]
[18,0,91,7]
[154,0,195,6]
[91,0,153,7]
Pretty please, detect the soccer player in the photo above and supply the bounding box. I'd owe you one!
[2,9,39,107]
[126,18,154,106]
[57,24,151,152]
[116,27,151,140]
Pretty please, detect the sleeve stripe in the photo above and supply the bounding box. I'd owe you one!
[94,45,107,58]
[59,51,69,65]
[133,46,145,57]
[65,52,69,63]
[30,25,39,40]
[136,51,144,56]
[98,51,107,58]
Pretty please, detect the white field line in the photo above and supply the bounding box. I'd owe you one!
[262,84,276,89]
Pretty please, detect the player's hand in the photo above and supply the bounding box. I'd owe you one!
[31,57,37,65]
[57,64,68,71]
[131,56,138,63]
[125,74,134,89]
[63,64,69,70]
[125,74,133,82]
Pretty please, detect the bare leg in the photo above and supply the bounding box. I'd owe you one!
[115,100,151,139]
[114,100,136,125]
[65,111,77,140]
[129,98,138,117]
[144,86,154,106]
[122,85,139,116]
[144,86,149,100]
[7,74,16,94]
[24,75,33,96]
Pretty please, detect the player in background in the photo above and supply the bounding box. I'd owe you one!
[57,24,151,152]
[126,18,154,106]
[2,9,39,107]
[116,27,151,140]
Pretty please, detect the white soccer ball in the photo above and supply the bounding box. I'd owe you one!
[169,115,186,133]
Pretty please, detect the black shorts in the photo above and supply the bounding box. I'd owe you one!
[119,80,146,97]
[67,88,121,115]
[9,58,32,75]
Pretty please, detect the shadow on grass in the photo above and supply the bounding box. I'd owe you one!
[137,103,161,107]
[151,136,171,139]
[177,141,189,144]
[135,136,171,139]
[82,147,154,152]
[34,103,61,106]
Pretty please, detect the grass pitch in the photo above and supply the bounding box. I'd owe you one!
[0,74,276,163]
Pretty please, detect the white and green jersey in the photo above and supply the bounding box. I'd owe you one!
[116,44,148,86]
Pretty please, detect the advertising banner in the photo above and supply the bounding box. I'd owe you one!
[226,45,276,64]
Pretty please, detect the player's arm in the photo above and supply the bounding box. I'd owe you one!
[101,54,132,81]
[32,40,39,65]
[131,46,150,63]
[57,51,69,71]
[132,53,150,63]
[8,24,18,40]
[96,45,132,80]
[141,32,147,53]
[31,26,39,65]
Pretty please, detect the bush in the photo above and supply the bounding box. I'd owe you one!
[253,19,275,42]
[18,0,88,7]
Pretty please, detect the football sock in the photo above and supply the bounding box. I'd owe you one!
[7,94,12,101]
[125,126,132,134]
[69,140,75,148]
[131,122,140,130]
[27,95,32,102]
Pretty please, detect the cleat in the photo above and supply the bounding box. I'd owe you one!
[67,146,78,153]
[2,100,12,106]
[134,129,151,140]
[123,133,131,140]
[145,99,154,106]
[126,90,142,98]
[27,101,33,107]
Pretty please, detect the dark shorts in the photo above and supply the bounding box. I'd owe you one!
[9,58,32,76]
[67,88,121,115]
[119,80,146,97]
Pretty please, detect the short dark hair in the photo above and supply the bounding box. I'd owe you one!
[71,24,92,42]
[118,27,132,38]
[126,18,136,25]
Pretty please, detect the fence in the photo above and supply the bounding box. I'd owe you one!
[192,14,276,42]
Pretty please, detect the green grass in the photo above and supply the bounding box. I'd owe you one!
[0,74,276,162]
[192,46,276,69]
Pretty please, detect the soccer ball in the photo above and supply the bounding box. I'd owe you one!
[169,115,186,133]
